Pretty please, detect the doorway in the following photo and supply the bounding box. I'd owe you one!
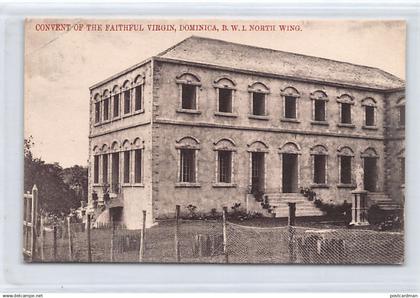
[282,153,298,193]
[251,152,265,193]
[363,157,377,192]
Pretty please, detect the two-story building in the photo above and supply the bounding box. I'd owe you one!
[88,36,405,229]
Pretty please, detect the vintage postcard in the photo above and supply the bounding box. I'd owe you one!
[24,19,405,264]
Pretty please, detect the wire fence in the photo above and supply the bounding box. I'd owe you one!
[32,207,404,264]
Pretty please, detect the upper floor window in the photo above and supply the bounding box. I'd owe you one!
[362,97,377,127]
[176,73,201,112]
[134,75,144,112]
[214,77,236,115]
[112,85,120,118]
[175,136,200,186]
[94,94,101,124]
[122,80,131,115]
[248,82,270,118]
[310,90,328,122]
[281,86,300,120]
[102,90,110,121]
[337,94,354,125]
[396,97,405,128]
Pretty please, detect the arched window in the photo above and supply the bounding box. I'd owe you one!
[397,148,405,185]
[281,86,300,121]
[337,146,354,186]
[112,85,120,118]
[100,144,109,185]
[134,75,145,112]
[337,94,355,126]
[396,97,405,128]
[176,73,201,112]
[248,82,270,119]
[213,138,236,185]
[279,142,301,193]
[310,90,328,123]
[93,93,101,124]
[110,141,120,192]
[122,80,132,115]
[92,145,100,184]
[122,139,131,184]
[175,136,200,185]
[247,140,269,193]
[310,145,328,185]
[361,97,377,127]
[361,147,379,192]
[133,138,144,184]
[102,90,110,122]
[213,77,236,115]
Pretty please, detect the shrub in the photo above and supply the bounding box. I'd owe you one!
[186,204,198,219]
[367,204,386,225]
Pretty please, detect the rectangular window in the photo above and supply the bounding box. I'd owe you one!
[180,149,196,183]
[284,96,297,119]
[181,84,196,110]
[252,92,265,115]
[218,88,233,113]
[341,103,352,124]
[314,100,326,121]
[102,154,108,184]
[399,106,405,126]
[95,102,100,123]
[124,90,131,114]
[365,106,375,126]
[401,157,405,184]
[218,151,232,183]
[123,151,130,183]
[135,85,142,111]
[340,156,352,184]
[103,98,109,121]
[134,149,142,183]
[313,155,326,184]
[113,94,120,117]
[93,155,99,184]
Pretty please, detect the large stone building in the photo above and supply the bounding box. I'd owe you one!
[88,36,405,229]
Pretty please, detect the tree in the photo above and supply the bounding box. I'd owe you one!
[24,137,84,215]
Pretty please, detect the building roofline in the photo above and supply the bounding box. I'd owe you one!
[159,35,405,85]
[153,56,405,92]
[89,58,152,91]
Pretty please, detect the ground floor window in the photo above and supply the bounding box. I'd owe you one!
[123,151,130,183]
[400,157,405,184]
[218,151,232,183]
[180,149,196,183]
[134,149,142,183]
[93,155,99,184]
[340,156,352,184]
[102,154,108,184]
[313,154,326,184]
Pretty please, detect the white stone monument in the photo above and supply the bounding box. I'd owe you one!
[350,164,369,226]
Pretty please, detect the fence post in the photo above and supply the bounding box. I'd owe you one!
[174,205,180,262]
[40,215,45,261]
[139,210,146,262]
[222,206,229,263]
[110,217,115,262]
[87,214,92,262]
[31,185,38,261]
[53,226,57,261]
[67,216,73,261]
[288,202,296,263]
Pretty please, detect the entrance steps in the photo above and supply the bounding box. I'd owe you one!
[368,192,402,211]
[265,193,325,218]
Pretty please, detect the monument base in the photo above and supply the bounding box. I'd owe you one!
[350,190,369,226]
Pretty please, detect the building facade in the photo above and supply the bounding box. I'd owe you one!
[88,36,405,229]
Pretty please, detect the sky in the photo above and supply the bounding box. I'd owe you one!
[24,19,406,167]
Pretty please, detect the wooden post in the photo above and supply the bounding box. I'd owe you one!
[174,205,180,262]
[288,202,296,263]
[110,217,115,262]
[40,215,45,261]
[31,185,38,261]
[53,226,57,261]
[222,206,228,263]
[87,214,92,262]
[67,216,73,261]
[139,210,146,262]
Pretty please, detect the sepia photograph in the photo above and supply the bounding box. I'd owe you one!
[23,19,405,264]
